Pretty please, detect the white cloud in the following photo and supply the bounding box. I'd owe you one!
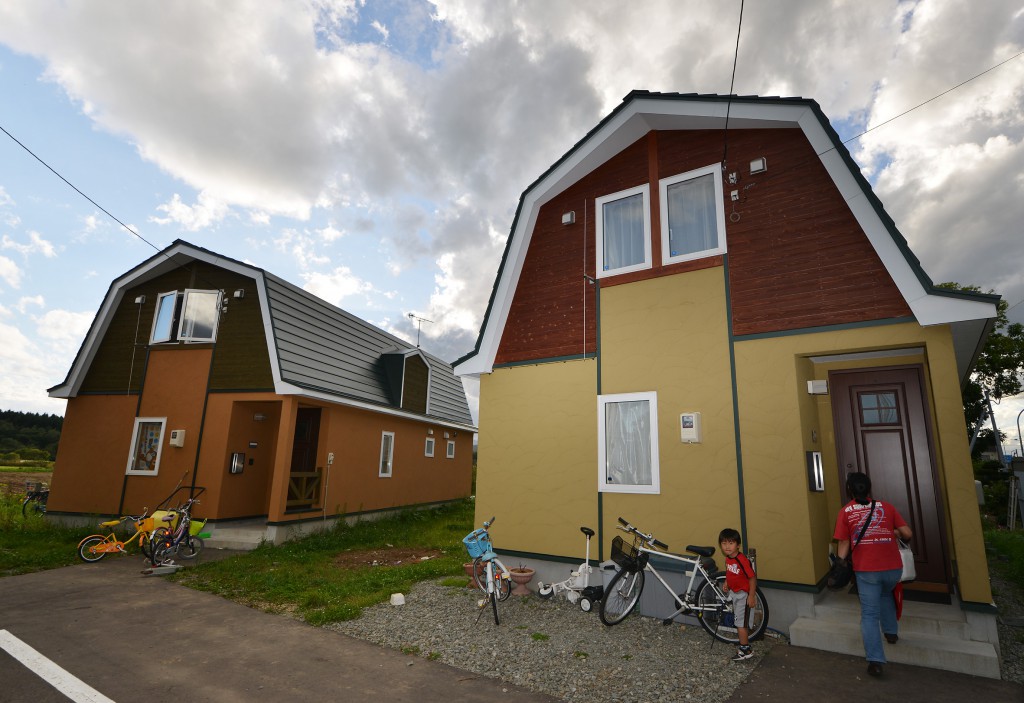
[1,231,57,258]
[371,20,389,42]
[302,265,376,307]
[151,191,230,231]
[16,295,44,313]
[0,255,21,288]
[35,308,94,351]
[0,185,13,208]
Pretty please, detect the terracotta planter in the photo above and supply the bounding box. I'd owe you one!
[463,562,483,588]
[509,567,535,596]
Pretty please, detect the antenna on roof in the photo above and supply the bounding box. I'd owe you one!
[407,313,433,347]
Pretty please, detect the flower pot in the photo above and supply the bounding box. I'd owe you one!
[463,562,483,588]
[509,567,535,596]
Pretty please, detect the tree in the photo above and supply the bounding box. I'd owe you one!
[936,283,1024,443]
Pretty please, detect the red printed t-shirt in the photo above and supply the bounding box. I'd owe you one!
[833,500,907,572]
[725,553,755,593]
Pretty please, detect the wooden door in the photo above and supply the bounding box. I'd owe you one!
[830,366,950,590]
[288,407,322,510]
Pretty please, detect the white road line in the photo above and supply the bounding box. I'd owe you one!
[0,629,116,703]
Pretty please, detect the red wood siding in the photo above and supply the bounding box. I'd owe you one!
[494,128,911,365]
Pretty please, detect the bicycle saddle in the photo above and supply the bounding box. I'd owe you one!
[686,545,715,557]
[580,527,595,537]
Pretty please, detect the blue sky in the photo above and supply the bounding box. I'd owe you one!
[1,1,1024,446]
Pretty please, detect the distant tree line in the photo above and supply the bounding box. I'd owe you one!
[0,410,62,461]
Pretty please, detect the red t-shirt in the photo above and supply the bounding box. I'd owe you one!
[833,499,907,572]
[725,552,755,592]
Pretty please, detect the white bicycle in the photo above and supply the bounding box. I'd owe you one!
[599,517,769,644]
[463,516,512,624]
[537,526,604,612]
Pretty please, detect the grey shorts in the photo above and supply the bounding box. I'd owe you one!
[728,589,750,629]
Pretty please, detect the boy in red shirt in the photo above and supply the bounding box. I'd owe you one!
[719,527,757,662]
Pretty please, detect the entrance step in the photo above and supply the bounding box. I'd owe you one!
[202,519,270,551]
[789,590,1000,679]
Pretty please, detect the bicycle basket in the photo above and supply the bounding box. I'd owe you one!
[463,528,492,559]
[189,518,207,536]
[610,535,649,573]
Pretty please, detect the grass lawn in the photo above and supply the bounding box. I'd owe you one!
[171,499,475,625]
[0,493,100,576]
[985,525,1024,589]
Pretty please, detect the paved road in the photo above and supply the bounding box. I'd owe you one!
[0,551,555,703]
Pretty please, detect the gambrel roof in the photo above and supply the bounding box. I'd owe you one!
[454,91,998,384]
[50,240,475,430]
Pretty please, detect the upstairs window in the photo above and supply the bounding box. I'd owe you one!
[659,164,726,265]
[150,289,222,344]
[596,184,651,278]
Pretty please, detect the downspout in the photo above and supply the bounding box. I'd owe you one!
[723,255,750,544]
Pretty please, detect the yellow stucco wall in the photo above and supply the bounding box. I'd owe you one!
[478,268,990,602]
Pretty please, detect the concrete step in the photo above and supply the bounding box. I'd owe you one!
[202,523,268,551]
[810,596,972,639]
[790,615,1000,679]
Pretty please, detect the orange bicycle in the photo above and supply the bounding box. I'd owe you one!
[77,510,158,562]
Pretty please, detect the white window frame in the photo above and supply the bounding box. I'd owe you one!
[597,391,660,494]
[425,436,435,458]
[446,440,456,459]
[177,289,222,343]
[379,431,395,478]
[126,417,167,475]
[595,183,652,279]
[150,291,179,344]
[659,164,727,265]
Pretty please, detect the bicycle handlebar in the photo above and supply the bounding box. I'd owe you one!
[616,517,669,551]
[483,516,496,528]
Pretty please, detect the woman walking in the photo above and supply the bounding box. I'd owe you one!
[833,471,912,678]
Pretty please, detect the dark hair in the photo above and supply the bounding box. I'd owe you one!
[845,472,872,504]
[718,528,741,545]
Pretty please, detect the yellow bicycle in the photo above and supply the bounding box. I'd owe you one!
[77,510,158,562]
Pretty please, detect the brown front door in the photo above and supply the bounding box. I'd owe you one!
[830,366,950,590]
[288,407,322,510]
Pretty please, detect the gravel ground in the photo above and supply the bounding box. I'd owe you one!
[330,580,779,703]
[992,569,1024,685]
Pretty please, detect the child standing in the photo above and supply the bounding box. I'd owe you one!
[719,527,757,662]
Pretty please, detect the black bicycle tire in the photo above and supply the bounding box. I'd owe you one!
[22,495,44,518]
[471,556,487,594]
[150,527,174,565]
[77,535,107,563]
[695,575,769,644]
[491,588,500,625]
[179,536,204,560]
[599,568,645,626]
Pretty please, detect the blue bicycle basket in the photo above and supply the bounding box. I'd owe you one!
[463,528,492,559]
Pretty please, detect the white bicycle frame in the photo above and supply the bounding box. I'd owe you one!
[616,525,726,620]
[540,526,595,605]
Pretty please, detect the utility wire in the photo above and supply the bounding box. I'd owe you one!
[721,0,745,167]
[0,123,163,254]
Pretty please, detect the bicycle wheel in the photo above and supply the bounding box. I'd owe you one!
[22,495,44,518]
[471,557,487,594]
[178,535,204,560]
[150,527,174,565]
[77,536,107,563]
[599,568,645,626]
[695,574,769,644]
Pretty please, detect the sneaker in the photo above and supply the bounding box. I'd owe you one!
[867,662,884,677]
[884,633,899,644]
[731,648,754,662]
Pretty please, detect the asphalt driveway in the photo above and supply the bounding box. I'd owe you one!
[0,551,555,703]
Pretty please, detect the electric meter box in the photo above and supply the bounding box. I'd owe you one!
[679,412,702,443]
[169,430,186,447]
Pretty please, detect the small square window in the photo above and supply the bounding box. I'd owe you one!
[596,184,652,278]
[598,391,660,494]
[446,440,455,459]
[425,437,435,457]
[126,417,166,475]
[659,164,727,265]
[379,431,395,477]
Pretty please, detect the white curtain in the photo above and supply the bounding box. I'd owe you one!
[603,193,645,270]
[605,399,652,486]
[666,173,717,257]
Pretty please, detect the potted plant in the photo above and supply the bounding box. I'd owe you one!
[508,564,536,596]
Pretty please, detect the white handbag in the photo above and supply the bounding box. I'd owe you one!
[899,539,915,582]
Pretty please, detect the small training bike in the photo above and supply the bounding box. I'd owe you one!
[463,516,512,625]
[599,517,769,644]
[77,510,157,562]
[22,481,49,518]
[149,493,207,566]
[537,526,604,612]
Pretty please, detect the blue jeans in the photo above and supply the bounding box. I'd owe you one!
[855,569,902,663]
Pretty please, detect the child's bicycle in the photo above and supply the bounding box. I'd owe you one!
[463,516,512,625]
[149,493,208,566]
[77,510,157,562]
[599,517,769,644]
[536,526,604,612]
